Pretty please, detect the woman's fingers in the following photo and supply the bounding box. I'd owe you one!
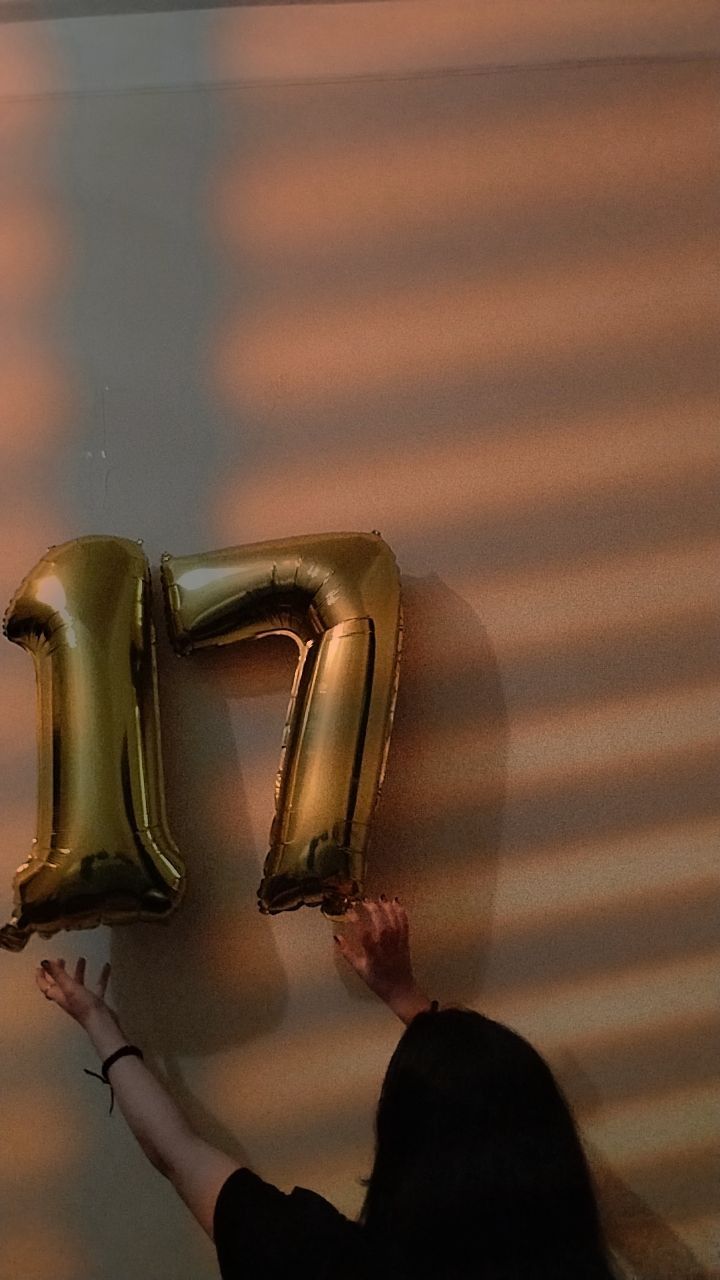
[341,907,360,943]
[36,964,65,1006]
[41,955,111,992]
[391,899,409,943]
[45,959,74,990]
[40,956,98,998]
[343,904,374,945]
[333,931,366,975]
[35,968,52,998]
[346,898,405,939]
[360,896,406,941]
[361,900,383,941]
[336,895,406,968]
[341,923,368,962]
[97,962,111,998]
[371,896,394,936]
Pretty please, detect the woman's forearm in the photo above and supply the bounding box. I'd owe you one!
[83,1006,192,1173]
[385,983,433,1025]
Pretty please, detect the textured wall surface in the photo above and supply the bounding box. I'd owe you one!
[0,6,718,1278]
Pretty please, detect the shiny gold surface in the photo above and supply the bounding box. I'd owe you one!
[0,536,185,952]
[161,531,402,916]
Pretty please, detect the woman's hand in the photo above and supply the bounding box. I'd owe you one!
[35,956,118,1029]
[334,896,432,1025]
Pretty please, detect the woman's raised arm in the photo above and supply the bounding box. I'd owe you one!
[35,956,240,1239]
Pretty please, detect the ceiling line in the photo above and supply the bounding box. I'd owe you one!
[0,49,717,104]
[3,0,402,22]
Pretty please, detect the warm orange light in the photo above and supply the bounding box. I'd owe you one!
[212,233,715,411]
[589,1082,718,1168]
[0,658,34,751]
[0,1084,88,1181]
[457,538,720,658]
[0,25,63,101]
[507,681,719,792]
[201,15,717,1269]
[420,817,719,934]
[0,500,66,601]
[209,1,720,85]
[0,200,68,310]
[212,394,718,544]
[205,1004,397,1140]
[213,72,716,266]
[497,947,719,1047]
[2,1218,90,1280]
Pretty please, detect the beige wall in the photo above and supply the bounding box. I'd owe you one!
[0,5,718,1277]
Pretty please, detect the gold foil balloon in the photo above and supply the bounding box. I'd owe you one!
[161,532,402,917]
[0,536,185,952]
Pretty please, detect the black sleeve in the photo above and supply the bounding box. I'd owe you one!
[213,1167,363,1280]
[214,1168,295,1277]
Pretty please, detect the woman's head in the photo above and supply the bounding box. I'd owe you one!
[361,1007,613,1279]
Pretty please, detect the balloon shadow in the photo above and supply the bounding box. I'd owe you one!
[346,572,508,1007]
[109,581,289,1149]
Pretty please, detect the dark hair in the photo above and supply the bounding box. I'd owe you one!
[359,1007,615,1279]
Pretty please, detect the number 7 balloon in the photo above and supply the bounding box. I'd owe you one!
[161,532,402,918]
[0,536,185,952]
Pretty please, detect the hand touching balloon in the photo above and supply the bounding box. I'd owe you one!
[35,957,117,1028]
[334,896,433,1025]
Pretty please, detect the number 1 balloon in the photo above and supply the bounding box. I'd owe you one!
[0,536,185,952]
[161,532,402,917]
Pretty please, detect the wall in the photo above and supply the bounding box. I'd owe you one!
[0,5,718,1277]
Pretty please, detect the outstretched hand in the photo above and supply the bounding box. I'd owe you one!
[35,956,117,1028]
[334,896,432,1024]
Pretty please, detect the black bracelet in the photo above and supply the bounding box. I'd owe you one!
[84,1045,144,1115]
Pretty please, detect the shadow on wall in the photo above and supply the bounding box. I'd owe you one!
[358,573,508,1006]
[103,566,714,1279]
[196,43,716,1278]
[109,572,290,1153]
[556,1051,716,1280]
[108,570,507,1145]
[592,1146,716,1280]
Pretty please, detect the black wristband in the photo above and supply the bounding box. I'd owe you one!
[84,1044,144,1115]
[102,1045,144,1078]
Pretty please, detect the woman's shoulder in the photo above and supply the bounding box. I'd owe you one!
[214,1168,374,1280]
[288,1182,362,1229]
[215,1166,361,1232]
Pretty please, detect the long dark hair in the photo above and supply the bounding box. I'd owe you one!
[360,1007,615,1279]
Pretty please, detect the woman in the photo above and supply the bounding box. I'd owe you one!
[36,897,616,1278]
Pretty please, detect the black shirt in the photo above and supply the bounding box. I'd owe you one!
[214,1168,625,1280]
[213,1167,377,1280]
